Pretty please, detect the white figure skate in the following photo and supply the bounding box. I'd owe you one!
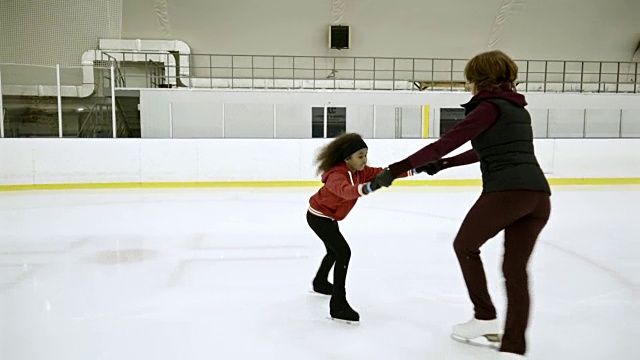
[451,317,502,349]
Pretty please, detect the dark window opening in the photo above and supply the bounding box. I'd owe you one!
[439,108,465,136]
[312,107,346,138]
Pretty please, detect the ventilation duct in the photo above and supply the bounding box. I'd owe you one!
[2,39,191,97]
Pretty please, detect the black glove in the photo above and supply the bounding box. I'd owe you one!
[371,168,395,188]
[416,160,443,176]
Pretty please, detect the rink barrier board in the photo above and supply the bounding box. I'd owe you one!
[1,178,640,192]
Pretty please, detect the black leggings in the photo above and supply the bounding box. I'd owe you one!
[306,212,351,295]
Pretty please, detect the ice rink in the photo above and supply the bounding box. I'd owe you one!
[1,185,638,359]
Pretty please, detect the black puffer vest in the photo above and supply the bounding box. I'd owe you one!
[463,97,551,195]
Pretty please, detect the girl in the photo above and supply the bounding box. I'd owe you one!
[372,50,551,358]
[307,133,422,323]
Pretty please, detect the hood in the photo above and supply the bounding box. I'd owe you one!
[321,163,350,183]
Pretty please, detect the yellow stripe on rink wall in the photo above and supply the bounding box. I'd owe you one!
[422,105,430,138]
[1,178,640,192]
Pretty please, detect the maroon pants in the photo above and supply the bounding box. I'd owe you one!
[453,190,550,355]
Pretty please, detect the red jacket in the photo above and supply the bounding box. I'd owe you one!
[308,163,415,221]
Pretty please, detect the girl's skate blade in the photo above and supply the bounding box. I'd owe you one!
[327,316,360,325]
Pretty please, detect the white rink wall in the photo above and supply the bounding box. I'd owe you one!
[1,139,640,186]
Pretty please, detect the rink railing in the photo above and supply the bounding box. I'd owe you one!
[1,53,639,138]
[3,53,638,94]
[69,51,640,93]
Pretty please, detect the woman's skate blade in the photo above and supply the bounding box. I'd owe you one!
[451,333,501,350]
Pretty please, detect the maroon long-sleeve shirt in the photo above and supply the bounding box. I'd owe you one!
[388,91,528,176]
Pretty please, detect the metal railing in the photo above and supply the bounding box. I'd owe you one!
[1,53,638,139]
[114,99,130,137]
[0,62,136,138]
[78,99,130,138]
[92,51,640,93]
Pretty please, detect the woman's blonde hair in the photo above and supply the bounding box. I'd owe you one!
[464,50,518,93]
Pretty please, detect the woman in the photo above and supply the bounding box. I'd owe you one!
[373,50,551,358]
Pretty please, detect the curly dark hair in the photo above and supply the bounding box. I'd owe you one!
[315,133,364,175]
